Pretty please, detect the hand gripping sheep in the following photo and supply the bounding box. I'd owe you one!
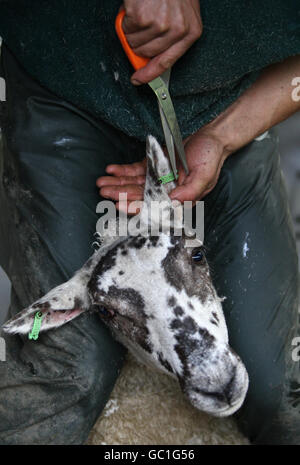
[2,136,249,417]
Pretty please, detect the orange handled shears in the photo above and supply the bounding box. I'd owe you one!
[115,10,189,179]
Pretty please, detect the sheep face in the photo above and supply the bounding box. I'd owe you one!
[2,136,248,417]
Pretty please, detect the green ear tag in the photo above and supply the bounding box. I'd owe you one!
[158,171,178,184]
[28,311,44,341]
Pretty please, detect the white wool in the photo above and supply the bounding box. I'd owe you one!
[104,399,119,418]
[87,353,249,445]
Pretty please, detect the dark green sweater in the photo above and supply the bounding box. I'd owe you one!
[0,0,300,142]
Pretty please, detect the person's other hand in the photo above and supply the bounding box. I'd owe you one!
[122,0,203,84]
[96,158,147,214]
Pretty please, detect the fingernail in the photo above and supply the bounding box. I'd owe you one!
[131,79,142,86]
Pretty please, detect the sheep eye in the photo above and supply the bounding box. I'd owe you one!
[93,305,115,319]
[192,248,205,264]
[99,306,110,317]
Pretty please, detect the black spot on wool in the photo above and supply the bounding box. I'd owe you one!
[168,296,177,307]
[157,352,173,373]
[173,306,184,317]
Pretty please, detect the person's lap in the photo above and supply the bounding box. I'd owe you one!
[0,44,299,444]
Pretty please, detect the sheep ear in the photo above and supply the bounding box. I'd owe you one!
[144,135,176,200]
[140,136,183,232]
[2,275,89,337]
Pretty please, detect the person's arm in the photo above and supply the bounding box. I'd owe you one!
[169,53,300,202]
[97,54,300,209]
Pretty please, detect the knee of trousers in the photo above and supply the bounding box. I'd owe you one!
[202,131,299,443]
[64,316,127,399]
[235,346,300,444]
[18,313,127,401]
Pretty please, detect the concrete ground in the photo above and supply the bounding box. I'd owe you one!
[0,114,300,325]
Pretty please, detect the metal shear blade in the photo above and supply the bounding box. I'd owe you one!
[148,69,189,177]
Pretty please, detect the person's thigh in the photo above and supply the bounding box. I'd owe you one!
[204,130,299,444]
[0,45,145,444]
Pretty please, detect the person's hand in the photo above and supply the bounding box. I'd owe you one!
[96,131,230,212]
[96,158,147,214]
[122,0,203,84]
[169,132,229,203]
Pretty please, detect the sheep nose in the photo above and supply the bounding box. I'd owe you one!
[198,372,237,406]
[210,388,233,406]
[218,370,238,406]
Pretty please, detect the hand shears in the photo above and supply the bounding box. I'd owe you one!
[115,10,189,181]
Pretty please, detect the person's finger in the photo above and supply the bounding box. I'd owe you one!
[99,184,144,201]
[122,12,153,34]
[116,200,143,215]
[169,183,202,203]
[131,31,187,59]
[96,175,146,188]
[122,2,171,36]
[125,26,169,50]
[131,32,200,84]
[125,10,185,54]
[169,169,210,203]
[105,159,147,177]
[126,29,168,51]
[177,164,189,186]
